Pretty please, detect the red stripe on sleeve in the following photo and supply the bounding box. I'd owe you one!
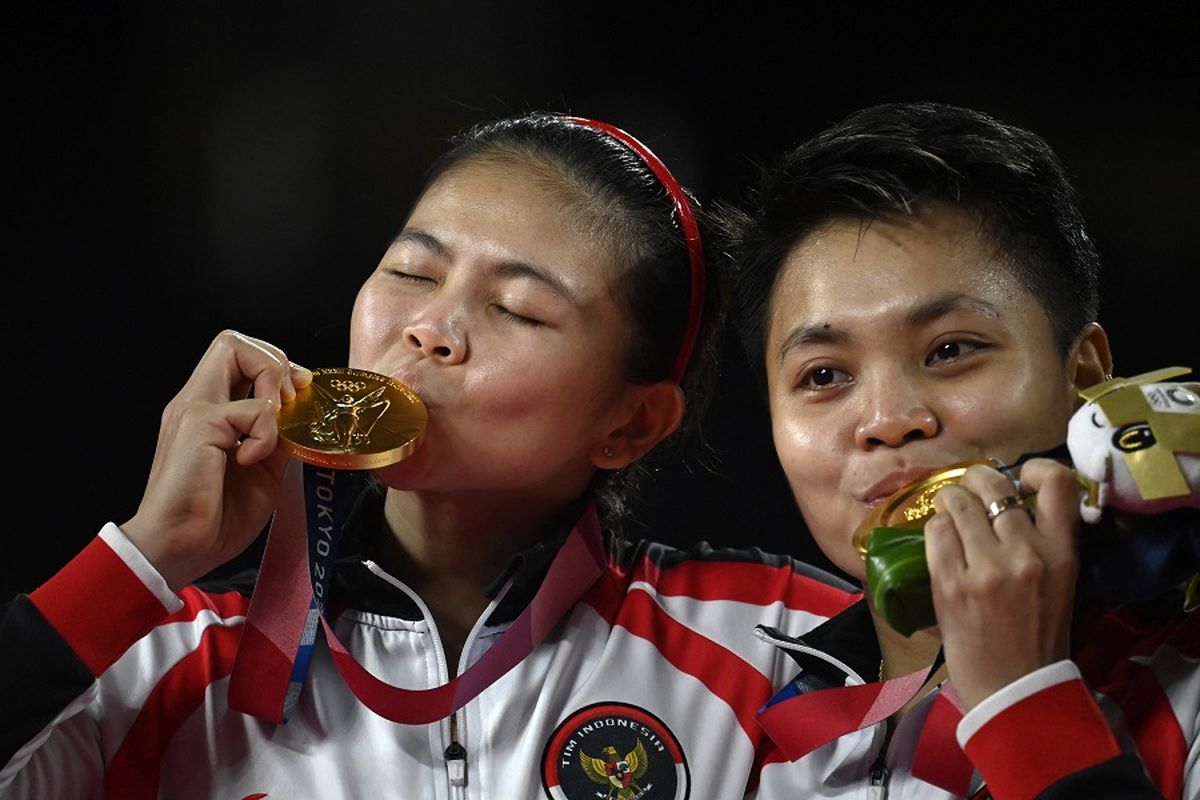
[104,623,243,800]
[629,557,860,618]
[29,536,174,676]
[963,679,1121,800]
[169,587,252,625]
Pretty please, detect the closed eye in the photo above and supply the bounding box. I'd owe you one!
[495,305,543,327]
[387,269,435,284]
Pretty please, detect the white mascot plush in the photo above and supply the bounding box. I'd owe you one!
[1067,367,1200,523]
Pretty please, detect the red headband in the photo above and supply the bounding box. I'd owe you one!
[560,116,706,383]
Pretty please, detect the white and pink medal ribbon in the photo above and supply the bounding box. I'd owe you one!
[755,661,936,756]
[756,655,975,795]
[228,459,608,725]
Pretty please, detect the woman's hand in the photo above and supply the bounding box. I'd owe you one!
[121,331,312,592]
[926,459,1082,709]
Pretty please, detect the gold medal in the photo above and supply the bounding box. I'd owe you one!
[852,460,989,555]
[277,367,426,470]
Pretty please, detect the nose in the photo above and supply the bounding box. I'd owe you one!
[403,312,466,364]
[854,374,938,449]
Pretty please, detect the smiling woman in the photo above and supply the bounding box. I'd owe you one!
[766,202,1105,581]
[723,102,1197,799]
[1,112,856,800]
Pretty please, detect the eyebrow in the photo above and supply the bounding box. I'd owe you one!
[776,323,849,362]
[392,228,581,306]
[905,292,1002,326]
[776,292,1003,363]
[392,229,451,259]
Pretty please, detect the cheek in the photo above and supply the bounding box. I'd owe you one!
[796,491,866,581]
[465,350,610,428]
[770,403,837,481]
[988,379,1075,453]
[348,285,404,369]
[772,418,807,482]
[938,367,1073,457]
[772,412,840,520]
[769,402,865,579]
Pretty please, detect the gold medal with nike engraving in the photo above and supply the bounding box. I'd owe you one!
[277,367,426,470]
[852,460,990,555]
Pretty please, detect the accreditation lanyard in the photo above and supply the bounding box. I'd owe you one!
[228,459,608,725]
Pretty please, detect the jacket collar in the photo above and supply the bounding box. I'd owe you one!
[758,598,881,689]
[333,480,590,625]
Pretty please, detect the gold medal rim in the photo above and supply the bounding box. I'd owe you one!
[852,460,989,556]
[277,367,427,470]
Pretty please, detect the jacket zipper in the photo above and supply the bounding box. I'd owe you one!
[868,751,889,799]
[362,561,508,798]
[446,713,467,790]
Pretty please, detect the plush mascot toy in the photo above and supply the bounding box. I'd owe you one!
[1068,367,1200,520]
[863,367,1200,636]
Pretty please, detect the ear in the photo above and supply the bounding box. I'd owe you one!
[591,382,686,469]
[1068,322,1114,396]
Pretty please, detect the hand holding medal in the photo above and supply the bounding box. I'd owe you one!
[276,367,427,470]
[860,367,1199,638]
[855,460,986,637]
[121,331,315,592]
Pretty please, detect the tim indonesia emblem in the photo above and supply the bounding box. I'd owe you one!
[542,703,689,800]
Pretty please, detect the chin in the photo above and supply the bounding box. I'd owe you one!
[371,450,428,490]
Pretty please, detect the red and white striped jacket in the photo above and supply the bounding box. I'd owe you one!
[3,494,1194,799]
[0,496,858,800]
[754,595,1198,799]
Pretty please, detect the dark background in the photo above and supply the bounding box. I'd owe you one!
[8,4,1197,597]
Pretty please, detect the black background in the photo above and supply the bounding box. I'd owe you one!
[8,4,1197,597]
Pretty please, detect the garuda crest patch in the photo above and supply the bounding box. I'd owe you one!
[541,703,689,800]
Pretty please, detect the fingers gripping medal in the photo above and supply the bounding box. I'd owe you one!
[860,367,1200,636]
[277,367,426,470]
[855,460,989,637]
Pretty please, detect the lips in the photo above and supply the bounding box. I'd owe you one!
[861,466,940,507]
[386,369,432,408]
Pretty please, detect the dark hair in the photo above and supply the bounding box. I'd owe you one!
[720,101,1101,391]
[418,112,722,523]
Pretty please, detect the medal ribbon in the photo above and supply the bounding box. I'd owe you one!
[757,653,978,793]
[229,459,608,724]
[755,655,943,761]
